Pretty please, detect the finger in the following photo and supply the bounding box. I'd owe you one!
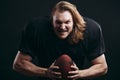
[68,70,78,74]
[53,71,62,76]
[50,65,59,69]
[71,66,79,71]
[52,72,62,79]
[50,66,60,72]
[48,71,61,79]
[50,60,56,66]
[49,64,59,70]
[72,62,78,68]
[50,69,62,77]
[67,74,78,79]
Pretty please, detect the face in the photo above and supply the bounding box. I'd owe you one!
[52,11,74,39]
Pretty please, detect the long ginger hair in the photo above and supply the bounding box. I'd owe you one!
[51,1,86,44]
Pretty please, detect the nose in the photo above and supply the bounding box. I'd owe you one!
[60,23,65,29]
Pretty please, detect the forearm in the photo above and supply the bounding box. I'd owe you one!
[13,60,48,77]
[78,64,107,79]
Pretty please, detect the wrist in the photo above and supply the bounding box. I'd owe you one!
[45,69,49,78]
[78,70,83,79]
[42,68,49,78]
[35,67,48,78]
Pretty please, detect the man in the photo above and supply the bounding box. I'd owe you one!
[13,1,108,80]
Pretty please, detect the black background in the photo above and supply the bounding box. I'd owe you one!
[0,0,120,80]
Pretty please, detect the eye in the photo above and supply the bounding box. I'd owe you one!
[65,21,70,24]
[55,20,62,24]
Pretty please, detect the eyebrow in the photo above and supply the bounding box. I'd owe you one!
[55,19,71,23]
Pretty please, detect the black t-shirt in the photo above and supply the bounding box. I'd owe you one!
[18,16,105,80]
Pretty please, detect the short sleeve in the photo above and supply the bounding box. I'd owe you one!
[85,18,105,61]
[18,21,36,58]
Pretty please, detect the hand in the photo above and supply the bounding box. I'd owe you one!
[46,61,62,80]
[68,63,80,80]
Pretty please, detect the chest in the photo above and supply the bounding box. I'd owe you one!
[41,39,86,61]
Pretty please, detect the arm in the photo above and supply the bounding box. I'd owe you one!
[67,18,108,79]
[79,54,108,78]
[13,51,48,77]
[68,54,108,79]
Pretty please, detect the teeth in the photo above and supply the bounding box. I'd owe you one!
[58,29,67,32]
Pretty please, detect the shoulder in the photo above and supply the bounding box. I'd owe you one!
[32,16,51,25]
[84,17,101,31]
[83,17,103,40]
[24,16,52,31]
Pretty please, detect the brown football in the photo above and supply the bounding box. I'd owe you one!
[54,54,74,80]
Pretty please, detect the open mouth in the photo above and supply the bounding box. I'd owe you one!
[57,29,67,33]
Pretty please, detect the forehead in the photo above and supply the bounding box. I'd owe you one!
[53,11,73,21]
